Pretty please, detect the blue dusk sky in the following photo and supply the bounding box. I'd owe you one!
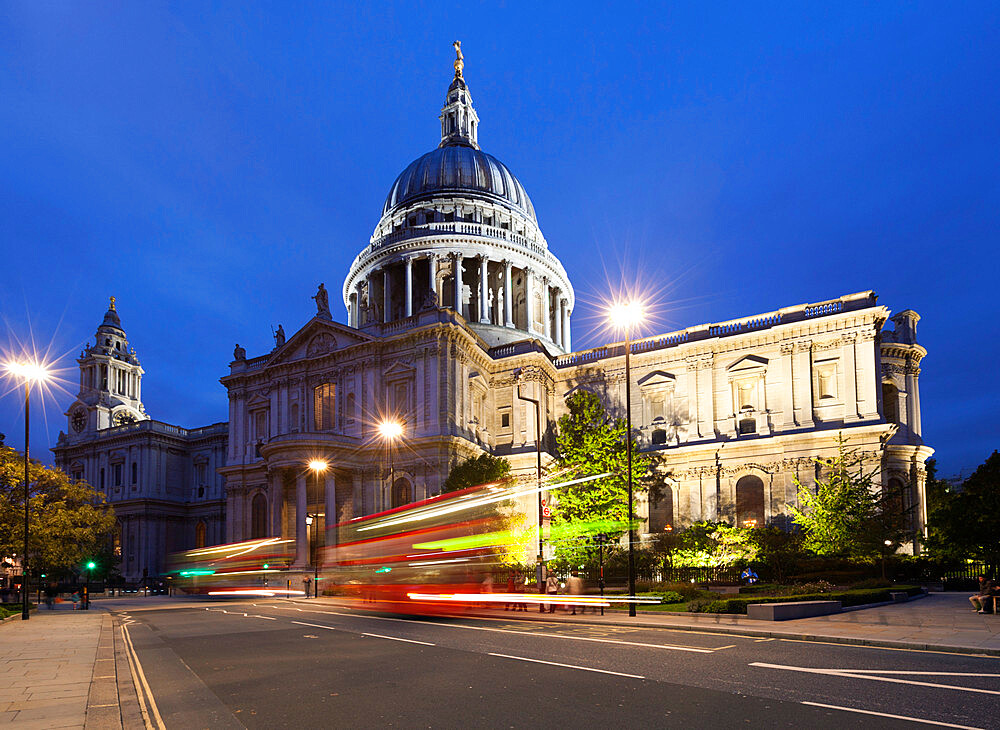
[1,3,997,477]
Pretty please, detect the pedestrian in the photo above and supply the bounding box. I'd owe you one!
[567,571,585,615]
[545,571,560,613]
[970,576,991,612]
[44,582,57,610]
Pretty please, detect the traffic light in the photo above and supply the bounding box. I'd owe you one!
[86,561,96,570]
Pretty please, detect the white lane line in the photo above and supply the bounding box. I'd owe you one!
[488,652,645,679]
[823,670,1000,677]
[754,638,775,643]
[292,621,338,630]
[801,701,983,729]
[750,663,1000,696]
[714,644,737,650]
[268,606,715,653]
[362,632,436,646]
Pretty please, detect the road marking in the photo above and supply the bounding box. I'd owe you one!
[488,652,645,679]
[120,622,167,730]
[714,645,737,650]
[268,606,716,653]
[755,638,775,643]
[204,607,276,620]
[823,670,1000,677]
[801,701,982,729]
[292,621,338,631]
[778,638,994,658]
[751,662,1000,696]
[362,632,436,646]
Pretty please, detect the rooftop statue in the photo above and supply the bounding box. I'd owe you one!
[453,40,463,78]
[313,283,332,319]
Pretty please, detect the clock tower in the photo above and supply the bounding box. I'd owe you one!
[65,297,148,435]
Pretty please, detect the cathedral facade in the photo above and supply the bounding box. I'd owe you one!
[55,48,932,580]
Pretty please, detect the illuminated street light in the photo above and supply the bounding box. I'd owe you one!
[3,359,51,621]
[377,420,404,510]
[607,300,645,618]
[306,460,330,598]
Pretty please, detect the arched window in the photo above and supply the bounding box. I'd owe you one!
[392,478,412,509]
[251,494,268,540]
[882,382,899,424]
[195,521,206,549]
[735,475,765,528]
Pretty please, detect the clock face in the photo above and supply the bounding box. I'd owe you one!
[72,410,87,433]
[113,411,136,427]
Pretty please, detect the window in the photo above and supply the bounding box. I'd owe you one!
[100,468,105,490]
[253,410,267,440]
[648,487,674,533]
[113,464,122,487]
[882,382,899,423]
[345,393,356,423]
[313,383,335,430]
[290,402,300,432]
[501,412,511,429]
[815,361,839,402]
[131,462,137,484]
[251,494,268,539]
[195,521,206,549]
[651,429,667,445]
[101,365,108,390]
[72,471,83,482]
[736,475,765,528]
[196,463,207,485]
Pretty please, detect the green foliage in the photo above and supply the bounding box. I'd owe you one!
[441,453,512,493]
[0,445,117,578]
[695,585,922,614]
[549,390,662,566]
[790,434,913,559]
[925,451,1000,570]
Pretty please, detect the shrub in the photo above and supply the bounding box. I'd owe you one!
[851,578,892,590]
[686,598,715,612]
[690,585,922,614]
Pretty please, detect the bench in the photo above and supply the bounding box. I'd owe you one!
[747,600,842,621]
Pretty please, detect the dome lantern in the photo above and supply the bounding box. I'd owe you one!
[439,41,480,150]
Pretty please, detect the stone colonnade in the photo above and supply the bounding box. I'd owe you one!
[348,252,571,351]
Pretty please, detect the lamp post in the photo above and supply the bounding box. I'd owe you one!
[377,420,404,509]
[4,360,50,621]
[514,369,546,613]
[84,561,96,610]
[307,460,329,599]
[609,301,644,617]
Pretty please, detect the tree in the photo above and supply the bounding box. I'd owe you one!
[926,451,1000,573]
[0,445,117,578]
[790,434,912,560]
[441,453,511,493]
[549,390,662,567]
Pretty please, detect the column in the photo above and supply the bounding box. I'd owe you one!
[541,278,551,340]
[270,471,283,537]
[554,294,564,348]
[427,254,438,304]
[503,260,513,327]
[383,268,391,323]
[404,257,414,317]
[563,305,572,351]
[479,256,489,323]
[525,268,535,334]
[349,291,357,328]
[453,253,464,315]
[324,472,337,548]
[365,272,375,325]
[295,473,307,566]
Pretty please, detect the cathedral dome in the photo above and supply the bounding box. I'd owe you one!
[382,146,537,224]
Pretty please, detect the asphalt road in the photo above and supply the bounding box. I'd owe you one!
[115,599,998,729]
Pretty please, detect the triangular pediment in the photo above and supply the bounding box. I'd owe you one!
[637,370,676,388]
[727,354,768,373]
[384,360,417,380]
[266,318,373,366]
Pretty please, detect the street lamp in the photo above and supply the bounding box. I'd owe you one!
[609,300,645,617]
[306,459,329,599]
[4,359,50,621]
[377,420,404,509]
[514,369,546,612]
[84,561,96,610]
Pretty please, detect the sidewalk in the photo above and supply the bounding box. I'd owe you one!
[0,606,141,729]
[299,591,1000,656]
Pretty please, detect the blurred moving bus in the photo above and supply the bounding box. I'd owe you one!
[166,537,296,596]
[324,482,520,613]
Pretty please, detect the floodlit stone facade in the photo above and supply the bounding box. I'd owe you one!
[52,300,227,583]
[54,48,933,582]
